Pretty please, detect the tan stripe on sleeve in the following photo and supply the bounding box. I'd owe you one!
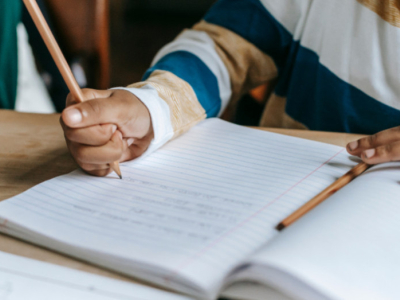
[260,93,308,130]
[128,70,206,138]
[357,0,400,27]
[192,20,278,105]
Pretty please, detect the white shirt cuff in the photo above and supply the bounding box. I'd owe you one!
[112,85,174,158]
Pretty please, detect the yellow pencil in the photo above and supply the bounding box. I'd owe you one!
[23,0,122,179]
[276,162,371,231]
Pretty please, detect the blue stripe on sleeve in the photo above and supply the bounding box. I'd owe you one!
[143,51,221,118]
[205,0,400,134]
[283,45,400,134]
[143,0,400,134]
[204,0,293,71]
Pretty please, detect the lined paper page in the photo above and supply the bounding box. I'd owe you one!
[0,251,192,300]
[244,162,400,300]
[0,119,356,298]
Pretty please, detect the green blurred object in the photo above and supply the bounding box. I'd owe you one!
[0,0,21,109]
[125,0,215,19]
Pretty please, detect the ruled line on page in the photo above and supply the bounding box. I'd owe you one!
[0,119,355,288]
[166,149,345,280]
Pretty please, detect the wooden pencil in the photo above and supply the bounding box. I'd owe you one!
[23,0,122,179]
[276,162,371,231]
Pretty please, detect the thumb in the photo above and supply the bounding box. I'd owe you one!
[62,89,119,128]
[66,88,113,107]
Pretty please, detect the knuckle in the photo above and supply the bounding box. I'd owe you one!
[81,88,97,100]
[64,129,75,141]
[111,136,125,157]
[80,163,101,172]
[91,169,110,177]
[73,146,88,162]
[390,127,400,139]
[81,168,98,177]
[85,100,103,117]
[66,141,86,165]
[378,144,393,158]
[117,137,125,153]
[99,124,112,138]
[367,134,376,146]
[66,93,74,106]
[385,144,393,154]
[79,163,93,172]
[98,136,111,146]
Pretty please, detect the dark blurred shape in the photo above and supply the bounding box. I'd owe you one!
[234,94,265,126]
[108,0,215,87]
[43,0,110,90]
[127,0,216,15]
[22,0,69,112]
[22,0,110,112]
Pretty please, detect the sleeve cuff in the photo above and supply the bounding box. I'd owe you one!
[112,85,174,158]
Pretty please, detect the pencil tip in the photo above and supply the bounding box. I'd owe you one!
[109,161,122,179]
[276,223,285,231]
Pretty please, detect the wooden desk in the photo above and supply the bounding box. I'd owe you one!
[0,110,366,283]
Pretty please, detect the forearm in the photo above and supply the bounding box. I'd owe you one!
[124,0,296,152]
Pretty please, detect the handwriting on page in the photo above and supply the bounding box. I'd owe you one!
[0,119,355,288]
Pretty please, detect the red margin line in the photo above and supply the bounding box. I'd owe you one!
[165,149,345,281]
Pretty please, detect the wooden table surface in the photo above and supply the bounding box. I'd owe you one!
[0,110,366,284]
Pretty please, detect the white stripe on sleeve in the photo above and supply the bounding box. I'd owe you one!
[151,29,232,116]
[261,0,400,110]
[113,86,174,158]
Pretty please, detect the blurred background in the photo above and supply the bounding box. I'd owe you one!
[109,0,215,86]
[22,0,265,124]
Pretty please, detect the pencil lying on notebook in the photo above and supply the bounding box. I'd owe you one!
[276,162,371,231]
[23,0,122,179]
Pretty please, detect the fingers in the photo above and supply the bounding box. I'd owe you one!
[70,131,133,165]
[64,123,118,146]
[79,163,111,177]
[119,132,153,162]
[358,141,400,164]
[62,89,152,140]
[66,130,135,176]
[63,89,136,128]
[66,88,113,107]
[347,127,400,164]
[347,127,400,155]
[62,88,154,177]
[63,97,118,128]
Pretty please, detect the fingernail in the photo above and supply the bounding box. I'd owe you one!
[64,109,82,124]
[348,141,358,151]
[112,125,117,134]
[127,138,134,146]
[363,149,376,158]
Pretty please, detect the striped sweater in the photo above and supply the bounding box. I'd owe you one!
[119,0,400,154]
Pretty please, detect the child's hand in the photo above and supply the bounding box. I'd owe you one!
[61,89,154,176]
[347,126,400,164]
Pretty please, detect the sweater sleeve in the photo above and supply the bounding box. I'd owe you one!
[119,0,308,154]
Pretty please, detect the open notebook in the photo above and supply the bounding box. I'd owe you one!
[0,119,398,300]
[0,250,192,300]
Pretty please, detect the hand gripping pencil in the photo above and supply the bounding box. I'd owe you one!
[23,0,122,179]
